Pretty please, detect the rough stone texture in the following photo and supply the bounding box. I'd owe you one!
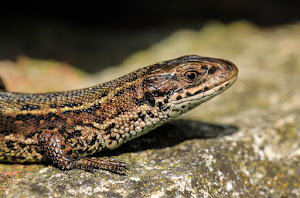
[0,21,299,197]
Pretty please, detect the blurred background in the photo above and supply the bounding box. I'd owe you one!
[0,0,299,73]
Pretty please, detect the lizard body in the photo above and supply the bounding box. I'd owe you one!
[0,55,238,174]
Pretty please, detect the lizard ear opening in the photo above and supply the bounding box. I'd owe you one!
[135,92,155,107]
[143,92,155,107]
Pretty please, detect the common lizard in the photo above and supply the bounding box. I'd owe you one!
[0,55,238,174]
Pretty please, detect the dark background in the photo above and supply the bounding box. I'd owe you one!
[1,0,299,72]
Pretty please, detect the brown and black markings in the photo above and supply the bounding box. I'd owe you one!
[0,55,238,174]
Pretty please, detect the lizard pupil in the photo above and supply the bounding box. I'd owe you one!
[187,72,196,80]
[184,70,200,82]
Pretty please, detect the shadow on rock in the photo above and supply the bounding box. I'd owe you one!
[97,119,239,157]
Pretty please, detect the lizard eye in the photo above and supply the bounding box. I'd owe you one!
[183,70,201,83]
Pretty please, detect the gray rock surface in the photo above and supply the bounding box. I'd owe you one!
[0,21,299,197]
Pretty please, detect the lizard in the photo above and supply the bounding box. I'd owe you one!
[0,55,238,174]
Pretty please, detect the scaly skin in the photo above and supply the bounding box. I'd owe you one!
[0,55,238,174]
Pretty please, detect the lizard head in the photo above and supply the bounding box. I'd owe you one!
[141,55,238,117]
[102,55,238,149]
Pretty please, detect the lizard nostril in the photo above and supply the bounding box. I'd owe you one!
[226,65,232,72]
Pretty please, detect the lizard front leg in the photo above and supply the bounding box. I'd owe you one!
[38,129,129,174]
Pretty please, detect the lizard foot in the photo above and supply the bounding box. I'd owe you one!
[69,157,130,175]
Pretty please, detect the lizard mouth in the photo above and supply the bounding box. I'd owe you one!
[182,74,237,102]
[168,74,238,116]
